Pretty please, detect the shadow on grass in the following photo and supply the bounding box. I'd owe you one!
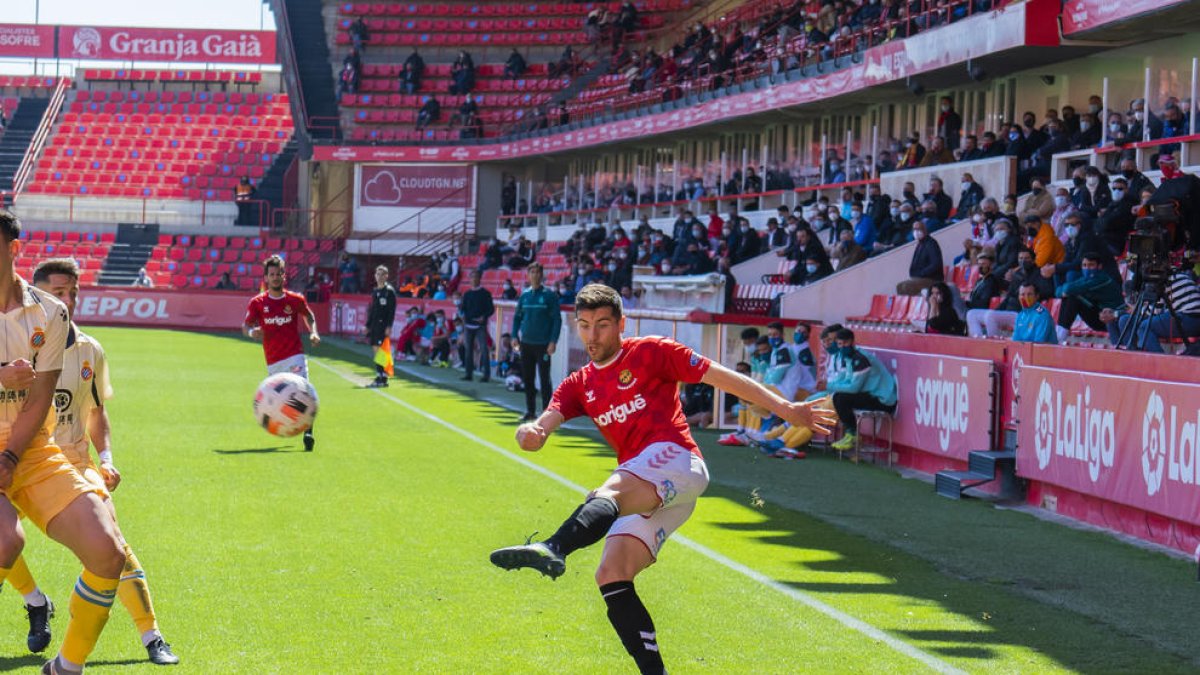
[699,481,1195,672]
[0,655,42,672]
[213,446,296,454]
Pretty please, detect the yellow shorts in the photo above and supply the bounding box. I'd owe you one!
[76,463,111,500]
[6,443,107,532]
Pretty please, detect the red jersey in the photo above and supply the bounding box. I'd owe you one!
[244,290,312,366]
[549,336,711,464]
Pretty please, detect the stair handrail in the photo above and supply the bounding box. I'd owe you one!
[11,77,70,198]
[402,218,470,262]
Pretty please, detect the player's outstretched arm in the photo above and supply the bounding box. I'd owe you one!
[702,361,838,434]
[516,410,564,452]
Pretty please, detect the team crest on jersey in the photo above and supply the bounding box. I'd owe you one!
[617,368,638,390]
[284,304,294,314]
[80,361,93,381]
[30,328,45,349]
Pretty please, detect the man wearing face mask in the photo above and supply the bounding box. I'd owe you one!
[934,96,962,150]
[733,220,762,263]
[1126,98,1163,142]
[796,253,833,286]
[765,218,789,250]
[965,252,1001,313]
[1003,123,1031,168]
[956,173,985,215]
[1053,253,1123,343]
[1024,214,1066,268]
[1011,283,1058,344]
[831,228,867,270]
[1075,167,1112,220]
[968,247,1053,337]
[896,220,944,295]
[923,178,953,222]
[1047,214,1115,286]
[878,202,916,253]
[847,203,874,250]
[828,329,898,452]
[1019,178,1054,221]
[1071,112,1101,150]
[897,133,926,169]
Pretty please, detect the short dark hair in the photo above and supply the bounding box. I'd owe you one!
[262,254,285,273]
[527,261,544,274]
[1019,282,1043,300]
[835,328,856,342]
[1081,252,1103,264]
[0,211,20,243]
[740,327,760,341]
[574,283,622,319]
[820,323,843,338]
[32,258,79,284]
[755,336,770,346]
[766,321,784,332]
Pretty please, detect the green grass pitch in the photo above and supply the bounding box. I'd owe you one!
[1,327,1197,673]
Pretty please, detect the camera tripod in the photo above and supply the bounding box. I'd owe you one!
[1115,277,1196,353]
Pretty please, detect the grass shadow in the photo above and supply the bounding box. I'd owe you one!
[0,655,43,672]
[213,446,296,455]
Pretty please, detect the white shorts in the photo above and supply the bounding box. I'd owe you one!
[267,353,309,379]
[608,442,709,560]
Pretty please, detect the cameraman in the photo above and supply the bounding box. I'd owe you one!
[1103,267,1200,353]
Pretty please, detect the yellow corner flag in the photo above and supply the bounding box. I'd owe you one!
[374,338,394,377]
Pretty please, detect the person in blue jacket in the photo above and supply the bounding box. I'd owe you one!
[828,328,898,451]
[1012,283,1058,344]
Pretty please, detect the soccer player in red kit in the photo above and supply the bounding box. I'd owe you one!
[490,284,836,674]
[243,255,321,451]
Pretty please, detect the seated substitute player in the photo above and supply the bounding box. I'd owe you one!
[243,255,321,451]
[490,284,837,674]
[0,212,129,675]
[9,259,180,664]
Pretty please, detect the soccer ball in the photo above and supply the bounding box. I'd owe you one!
[253,373,319,437]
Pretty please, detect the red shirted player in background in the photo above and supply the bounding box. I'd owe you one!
[243,254,321,451]
[490,284,835,674]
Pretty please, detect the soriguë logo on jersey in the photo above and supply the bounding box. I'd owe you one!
[1017,366,1200,524]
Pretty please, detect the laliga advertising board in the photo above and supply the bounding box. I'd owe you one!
[1017,365,1200,527]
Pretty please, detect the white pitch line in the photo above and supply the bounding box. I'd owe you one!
[313,359,965,675]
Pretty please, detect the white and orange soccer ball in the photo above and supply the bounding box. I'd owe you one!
[253,373,319,437]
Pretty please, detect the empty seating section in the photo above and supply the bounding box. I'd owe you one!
[15,230,116,286]
[31,86,293,201]
[0,76,63,91]
[147,235,338,290]
[79,69,264,88]
[458,240,569,297]
[332,1,691,48]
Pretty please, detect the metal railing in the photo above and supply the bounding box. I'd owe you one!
[11,77,70,197]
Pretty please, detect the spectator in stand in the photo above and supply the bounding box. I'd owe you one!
[824,155,847,184]
[1024,214,1066,268]
[733,220,762,263]
[1097,178,1138,255]
[1104,269,1200,352]
[968,247,1051,337]
[764,218,789,251]
[673,240,714,274]
[743,167,763,194]
[338,253,361,293]
[349,16,369,52]
[956,135,981,162]
[449,51,476,95]
[504,49,528,79]
[1103,111,1130,147]
[511,263,560,421]
[936,96,962,150]
[1021,178,1054,222]
[460,111,483,140]
[828,329,898,452]
[1053,213,1117,285]
[981,131,1006,158]
[1127,97,1163,142]
[548,46,576,78]
[918,200,945,233]
[957,173,984,215]
[1011,283,1059,344]
[1075,166,1112,220]
[451,96,479,127]
[401,54,423,94]
[337,61,360,98]
[990,218,1021,277]
[214,272,235,290]
[1053,252,1123,343]
[1049,187,1077,242]
[896,220,943,295]
[0,107,7,131]
[500,279,518,300]
[460,270,494,382]
[848,202,875,250]
[619,285,638,310]
[1071,112,1102,149]
[416,96,441,131]
[897,133,926,169]
[925,282,967,336]
[831,228,867,270]
[964,252,1001,312]
[920,136,956,167]
[797,253,833,286]
[876,150,896,174]
[924,178,953,222]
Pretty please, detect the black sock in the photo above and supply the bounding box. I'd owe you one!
[543,496,619,557]
[375,364,386,379]
[599,581,664,675]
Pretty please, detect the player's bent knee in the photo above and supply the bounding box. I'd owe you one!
[595,560,638,587]
[0,528,25,567]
